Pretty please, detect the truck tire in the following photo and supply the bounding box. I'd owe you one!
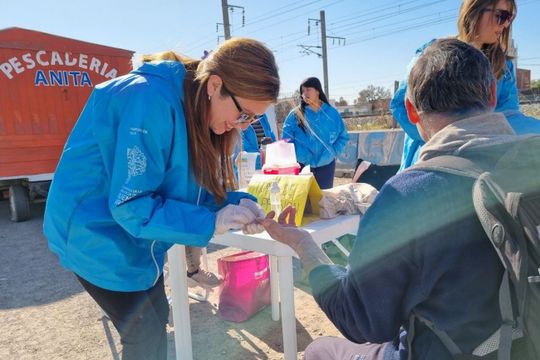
[9,184,31,222]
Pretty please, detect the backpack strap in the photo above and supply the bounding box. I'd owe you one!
[410,314,464,357]
[409,155,484,179]
[408,155,521,360]
[408,286,521,360]
[497,272,514,360]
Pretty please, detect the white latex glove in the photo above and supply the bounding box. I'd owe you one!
[239,199,266,235]
[214,204,257,235]
[238,198,266,219]
[242,222,265,235]
[260,206,332,273]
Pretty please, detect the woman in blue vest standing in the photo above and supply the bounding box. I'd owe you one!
[43,38,279,360]
[282,77,349,189]
[391,0,540,170]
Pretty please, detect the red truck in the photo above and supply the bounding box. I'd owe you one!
[0,27,133,221]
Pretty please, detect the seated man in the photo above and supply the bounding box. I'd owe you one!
[261,38,515,359]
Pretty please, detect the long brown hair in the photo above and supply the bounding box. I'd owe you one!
[142,38,280,201]
[457,0,516,79]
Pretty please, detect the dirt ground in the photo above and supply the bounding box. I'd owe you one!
[0,177,351,360]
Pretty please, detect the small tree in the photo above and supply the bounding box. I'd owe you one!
[355,85,391,104]
[531,79,540,90]
[335,97,348,106]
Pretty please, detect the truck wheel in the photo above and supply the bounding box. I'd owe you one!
[9,184,31,222]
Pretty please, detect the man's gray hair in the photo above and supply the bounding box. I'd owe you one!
[406,38,495,116]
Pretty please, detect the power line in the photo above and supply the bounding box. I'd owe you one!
[182,0,340,54]
[327,0,426,25]
[337,8,456,39]
[312,1,453,57]
[329,0,451,33]
[242,0,326,26]
[236,0,344,38]
[278,9,455,64]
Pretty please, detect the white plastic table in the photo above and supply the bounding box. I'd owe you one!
[168,214,361,360]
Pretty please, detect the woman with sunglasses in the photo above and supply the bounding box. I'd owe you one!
[43,37,278,360]
[391,0,540,170]
[282,76,349,189]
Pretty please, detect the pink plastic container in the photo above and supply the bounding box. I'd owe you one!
[217,251,271,322]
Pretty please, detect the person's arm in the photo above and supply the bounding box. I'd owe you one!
[309,180,425,344]
[200,190,258,212]
[390,40,436,142]
[262,173,437,344]
[390,70,423,171]
[390,41,437,170]
[260,115,277,142]
[495,60,520,113]
[330,108,349,155]
[107,93,216,246]
[240,126,259,153]
[390,81,422,142]
[496,60,540,134]
[261,206,333,276]
[282,110,314,164]
[281,111,297,142]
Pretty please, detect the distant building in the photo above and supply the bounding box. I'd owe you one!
[516,68,531,91]
[335,103,372,118]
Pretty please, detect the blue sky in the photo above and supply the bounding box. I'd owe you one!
[2,0,539,102]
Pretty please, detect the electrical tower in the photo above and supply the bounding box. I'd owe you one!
[298,10,345,98]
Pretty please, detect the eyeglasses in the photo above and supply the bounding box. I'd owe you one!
[221,84,264,125]
[483,8,514,26]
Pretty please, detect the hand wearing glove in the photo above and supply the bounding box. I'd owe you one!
[259,205,332,274]
[242,222,265,235]
[239,198,266,219]
[214,204,257,236]
[238,198,267,235]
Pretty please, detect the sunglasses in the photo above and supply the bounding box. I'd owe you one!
[483,8,514,26]
[221,84,264,125]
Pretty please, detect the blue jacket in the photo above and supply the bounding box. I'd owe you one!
[282,103,349,168]
[240,114,276,169]
[390,41,540,170]
[44,61,253,291]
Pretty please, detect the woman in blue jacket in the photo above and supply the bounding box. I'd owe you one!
[240,113,276,169]
[43,38,279,360]
[390,0,540,170]
[282,77,349,189]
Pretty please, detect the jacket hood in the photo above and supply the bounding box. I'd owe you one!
[132,60,186,102]
[418,112,516,163]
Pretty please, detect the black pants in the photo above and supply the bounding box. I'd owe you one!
[301,159,336,190]
[77,274,169,360]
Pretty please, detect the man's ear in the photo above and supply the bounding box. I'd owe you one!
[489,81,497,109]
[405,98,421,124]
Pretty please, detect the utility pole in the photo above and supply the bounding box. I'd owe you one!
[320,11,329,97]
[221,0,231,40]
[219,1,245,43]
[392,80,400,128]
[298,11,345,99]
